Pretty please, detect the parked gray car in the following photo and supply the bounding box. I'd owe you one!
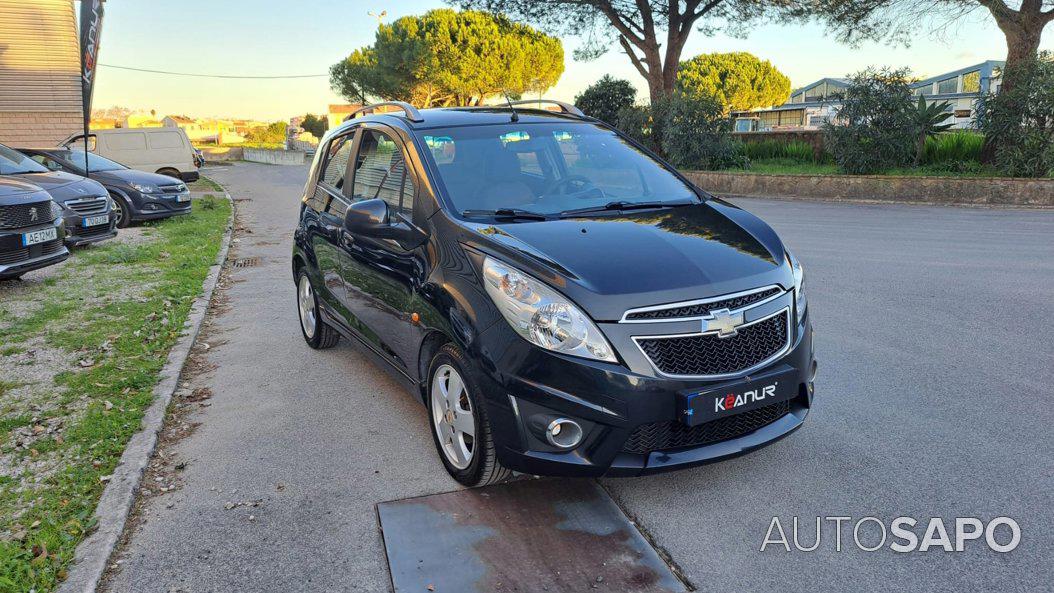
[0,177,69,280]
[0,144,117,246]
[17,147,192,228]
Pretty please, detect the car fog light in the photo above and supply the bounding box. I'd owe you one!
[545,418,583,449]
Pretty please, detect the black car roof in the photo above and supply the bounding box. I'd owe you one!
[350,106,595,131]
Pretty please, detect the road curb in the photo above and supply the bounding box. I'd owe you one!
[57,190,236,593]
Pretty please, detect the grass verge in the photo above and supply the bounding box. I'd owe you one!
[0,196,230,592]
[186,175,223,193]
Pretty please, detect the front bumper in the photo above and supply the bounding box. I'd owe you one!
[63,211,117,246]
[472,307,816,478]
[179,170,200,182]
[131,192,192,221]
[0,219,69,279]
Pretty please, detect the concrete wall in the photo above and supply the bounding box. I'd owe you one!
[684,171,1054,208]
[242,148,305,166]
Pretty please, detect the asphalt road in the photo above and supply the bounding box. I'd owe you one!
[105,162,1054,593]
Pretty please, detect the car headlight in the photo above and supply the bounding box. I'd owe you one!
[787,250,807,322]
[481,255,616,362]
[130,182,158,194]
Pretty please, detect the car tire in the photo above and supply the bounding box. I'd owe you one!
[296,270,339,349]
[111,194,132,228]
[427,343,511,487]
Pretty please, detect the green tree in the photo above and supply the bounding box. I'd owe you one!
[574,75,637,126]
[823,67,917,174]
[979,52,1054,177]
[677,52,791,112]
[300,114,328,139]
[450,0,861,107]
[330,9,564,107]
[246,122,287,145]
[816,1,1052,89]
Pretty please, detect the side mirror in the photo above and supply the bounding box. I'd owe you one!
[343,198,390,235]
[343,198,428,247]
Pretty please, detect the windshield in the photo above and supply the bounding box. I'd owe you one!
[0,144,48,175]
[65,150,127,172]
[419,122,699,217]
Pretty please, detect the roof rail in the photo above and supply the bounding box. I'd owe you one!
[505,99,584,117]
[344,101,424,123]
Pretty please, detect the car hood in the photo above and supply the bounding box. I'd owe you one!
[462,200,792,321]
[0,177,53,206]
[13,171,109,203]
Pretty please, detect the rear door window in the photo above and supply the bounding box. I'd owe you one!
[308,131,355,213]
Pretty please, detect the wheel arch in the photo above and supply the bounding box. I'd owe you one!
[417,330,453,404]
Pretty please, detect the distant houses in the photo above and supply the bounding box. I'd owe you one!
[733,60,1004,132]
[327,104,364,130]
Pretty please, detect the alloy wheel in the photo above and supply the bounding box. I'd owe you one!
[430,364,476,469]
[297,274,317,339]
[112,198,125,226]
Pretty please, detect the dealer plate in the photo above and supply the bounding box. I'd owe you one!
[678,366,797,426]
[83,214,109,227]
[22,227,58,246]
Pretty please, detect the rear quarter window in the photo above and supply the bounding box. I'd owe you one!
[106,133,147,151]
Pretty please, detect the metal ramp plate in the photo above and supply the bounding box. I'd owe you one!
[377,479,687,593]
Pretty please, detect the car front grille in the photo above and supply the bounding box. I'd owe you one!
[624,287,781,321]
[65,196,109,215]
[0,202,60,229]
[0,238,65,266]
[636,310,789,377]
[159,183,186,194]
[622,400,791,454]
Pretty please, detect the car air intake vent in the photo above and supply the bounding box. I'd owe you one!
[622,400,791,454]
[0,202,60,229]
[65,196,109,215]
[625,287,781,320]
[637,310,789,377]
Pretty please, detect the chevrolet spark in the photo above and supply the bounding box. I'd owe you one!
[292,101,816,486]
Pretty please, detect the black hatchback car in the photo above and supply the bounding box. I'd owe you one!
[0,144,116,246]
[292,101,815,486]
[16,147,191,228]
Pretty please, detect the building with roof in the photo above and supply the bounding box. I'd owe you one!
[733,61,1004,132]
[327,104,363,130]
[0,0,82,145]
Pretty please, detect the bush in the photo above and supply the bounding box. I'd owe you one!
[823,67,916,174]
[575,75,637,128]
[618,93,746,170]
[978,52,1054,178]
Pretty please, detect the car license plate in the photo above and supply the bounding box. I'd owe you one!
[83,214,109,227]
[176,194,190,203]
[678,366,798,427]
[22,227,58,246]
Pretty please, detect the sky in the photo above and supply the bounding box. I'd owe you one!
[88,0,1053,122]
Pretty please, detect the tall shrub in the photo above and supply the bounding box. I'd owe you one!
[978,53,1054,178]
[823,67,916,174]
[617,92,746,170]
[575,75,637,128]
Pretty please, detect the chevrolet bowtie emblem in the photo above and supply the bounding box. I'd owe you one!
[702,308,744,338]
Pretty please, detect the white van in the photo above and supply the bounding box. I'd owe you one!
[64,128,200,182]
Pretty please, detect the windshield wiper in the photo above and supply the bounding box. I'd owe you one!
[559,200,694,217]
[462,208,548,221]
